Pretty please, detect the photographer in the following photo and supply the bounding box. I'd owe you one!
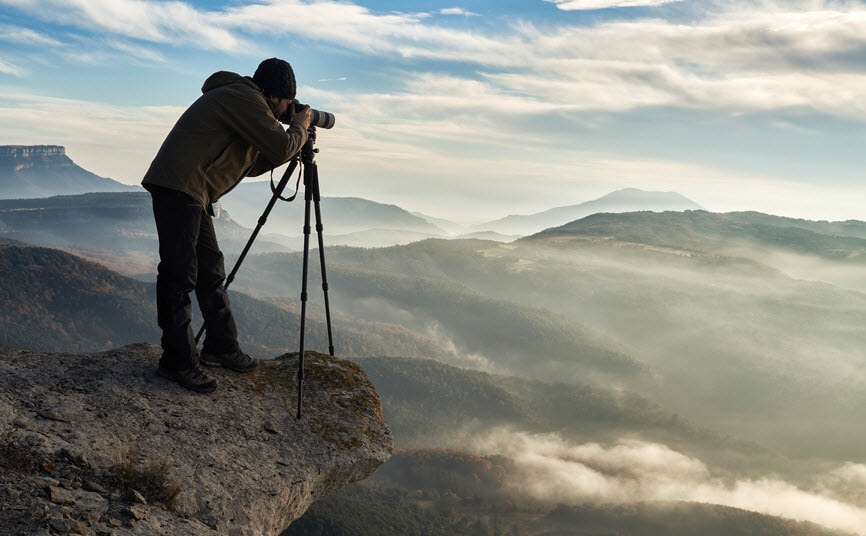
[142,58,311,393]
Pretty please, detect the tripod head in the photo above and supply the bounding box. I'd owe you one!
[299,127,318,166]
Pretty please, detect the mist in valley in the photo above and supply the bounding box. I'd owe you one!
[467,427,866,535]
[224,213,866,534]
[231,229,866,452]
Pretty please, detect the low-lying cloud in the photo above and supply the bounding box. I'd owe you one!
[471,427,866,535]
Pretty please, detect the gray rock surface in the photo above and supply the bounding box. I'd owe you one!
[0,343,393,535]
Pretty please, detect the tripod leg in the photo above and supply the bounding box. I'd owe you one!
[296,169,313,419]
[195,158,300,345]
[310,164,335,357]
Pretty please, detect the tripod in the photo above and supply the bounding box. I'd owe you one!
[295,132,335,419]
[194,130,335,419]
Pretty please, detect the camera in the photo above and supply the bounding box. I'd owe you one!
[281,100,335,129]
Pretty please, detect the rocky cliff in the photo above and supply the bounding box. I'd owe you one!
[0,145,138,199]
[0,145,69,165]
[0,343,393,535]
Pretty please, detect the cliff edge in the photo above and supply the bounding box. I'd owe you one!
[0,343,393,535]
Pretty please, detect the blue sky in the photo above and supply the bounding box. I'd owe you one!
[2,0,866,222]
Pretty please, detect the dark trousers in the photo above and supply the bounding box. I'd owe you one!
[148,186,239,370]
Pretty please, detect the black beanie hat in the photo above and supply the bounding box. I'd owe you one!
[252,58,296,100]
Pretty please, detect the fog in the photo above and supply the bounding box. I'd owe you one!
[422,320,499,373]
[455,239,866,455]
[758,249,866,295]
[227,229,866,464]
[471,427,866,535]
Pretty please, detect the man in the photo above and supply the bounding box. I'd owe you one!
[142,58,312,393]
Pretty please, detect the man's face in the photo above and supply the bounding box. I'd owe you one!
[270,97,292,121]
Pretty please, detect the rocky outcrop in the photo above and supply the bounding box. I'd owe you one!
[0,145,69,165]
[0,145,138,198]
[0,343,393,535]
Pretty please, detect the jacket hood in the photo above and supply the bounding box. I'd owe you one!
[201,71,259,94]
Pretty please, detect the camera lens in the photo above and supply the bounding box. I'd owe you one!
[310,109,335,129]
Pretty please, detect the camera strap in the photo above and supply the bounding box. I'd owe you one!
[270,163,302,202]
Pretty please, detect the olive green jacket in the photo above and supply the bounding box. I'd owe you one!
[142,71,307,208]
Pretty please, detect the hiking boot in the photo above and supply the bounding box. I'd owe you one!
[200,349,258,373]
[157,364,218,393]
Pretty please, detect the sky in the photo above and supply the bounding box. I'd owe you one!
[2,0,866,223]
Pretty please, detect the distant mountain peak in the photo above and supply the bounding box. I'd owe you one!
[0,145,73,173]
[0,144,138,199]
[0,144,67,159]
[598,187,699,205]
[474,188,703,237]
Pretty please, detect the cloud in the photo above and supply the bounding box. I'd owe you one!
[221,0,497,58]
[219,0,866,119]
[548,0,683,9]
[0,60,24,77]
[471,427,866,535]
[4,0,866,221]
[0,0,248,52]
[7,0,866,118]
[0,24,63,47]
[474,3,866,117]
[0,88,183,181]
[439,8,478,16]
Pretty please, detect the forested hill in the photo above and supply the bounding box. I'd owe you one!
[530,210,866,260]
[0,192,288,261]
[220,181,445,235]
[0,244,441,358]
[0,244,158,351]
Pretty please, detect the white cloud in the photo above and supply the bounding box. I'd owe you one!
[475,5,866,117]
[222,1,866,120]
[439,8,478,16]
[0,24,63,47]
[0,88,183,182]
[221,0,496,58]
[471,427,866,535]
[0,59,24,77]
[4,0,866,221]
[103,39,168,63]
[7,0,866,118]
[0,0,248,52]
[548,0,683,9]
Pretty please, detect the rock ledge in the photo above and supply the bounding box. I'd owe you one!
[0,343,392,535]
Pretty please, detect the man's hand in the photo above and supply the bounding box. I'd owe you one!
[291,103,312,130]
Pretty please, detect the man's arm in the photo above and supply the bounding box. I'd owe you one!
[246,122,308,177]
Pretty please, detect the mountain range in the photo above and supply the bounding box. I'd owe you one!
[0,145,713,247]
[217,183,707,243]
